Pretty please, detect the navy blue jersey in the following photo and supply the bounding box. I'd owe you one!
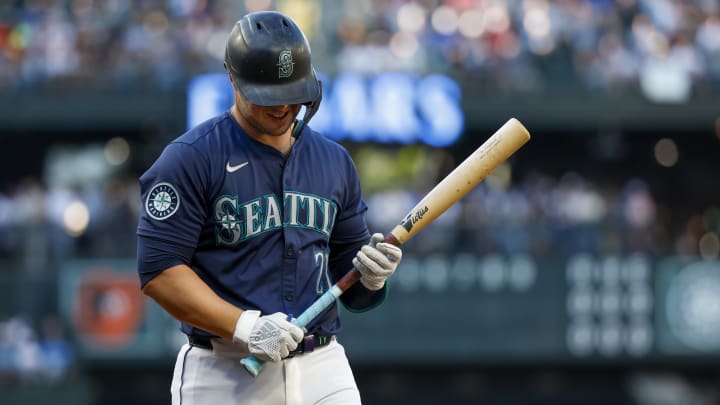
[137,111,382,337]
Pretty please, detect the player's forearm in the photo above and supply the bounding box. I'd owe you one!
[142,264,242,340]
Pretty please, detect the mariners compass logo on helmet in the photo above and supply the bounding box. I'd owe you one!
[277,50,294,78]
[145,182,180,220]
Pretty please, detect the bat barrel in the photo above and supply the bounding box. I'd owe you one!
[388,118,530,245]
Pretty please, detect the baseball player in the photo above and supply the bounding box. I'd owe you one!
[136,11,402,405]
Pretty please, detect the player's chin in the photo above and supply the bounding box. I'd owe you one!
[263,116,294,134]
[266,107,299,124]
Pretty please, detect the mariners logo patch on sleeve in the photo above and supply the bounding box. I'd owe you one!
[145,182,180,220]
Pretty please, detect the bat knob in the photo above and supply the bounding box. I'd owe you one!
[240,356,263,377]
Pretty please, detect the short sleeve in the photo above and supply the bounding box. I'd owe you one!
[136,142,210,287]
[329,149,371,244]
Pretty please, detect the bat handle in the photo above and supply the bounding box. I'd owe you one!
[241,232,400,377]
[240,284,345,376]
[240,313,298,377]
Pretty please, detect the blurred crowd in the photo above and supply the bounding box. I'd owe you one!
[0,175,139,274]
[1,0,719,96]
[0,166,712,273]
[366,169,715,260]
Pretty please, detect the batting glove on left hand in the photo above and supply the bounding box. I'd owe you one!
[353,233,402,291]
[232,311,304,362]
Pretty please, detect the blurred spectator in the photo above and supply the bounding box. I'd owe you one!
[0,315,73,384]
[37,314,74,383]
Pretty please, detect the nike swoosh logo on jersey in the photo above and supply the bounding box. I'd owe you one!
[226,161,249,173]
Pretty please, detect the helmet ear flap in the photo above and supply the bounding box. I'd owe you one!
[223,62,231,82]
[224,63,237,89]
[302,80,322,125]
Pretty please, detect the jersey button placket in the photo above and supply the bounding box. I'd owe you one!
[281,247,298,313]
[280,156,299,314]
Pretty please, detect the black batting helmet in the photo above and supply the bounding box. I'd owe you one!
[224,11,321,113]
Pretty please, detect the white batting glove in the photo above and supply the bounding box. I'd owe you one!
[232,310,304,362]
[353,233,403,291]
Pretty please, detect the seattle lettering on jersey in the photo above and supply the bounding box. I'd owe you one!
[213,191,337,246]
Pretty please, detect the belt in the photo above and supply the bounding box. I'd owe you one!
[187,334,333,356]
[187,335,215,350]
[288,334,334,357]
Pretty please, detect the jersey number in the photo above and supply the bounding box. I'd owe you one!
[314,251,332,294]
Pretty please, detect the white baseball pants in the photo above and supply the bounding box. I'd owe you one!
[170,338,361,405]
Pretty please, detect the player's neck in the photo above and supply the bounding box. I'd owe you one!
[251,131,294,156]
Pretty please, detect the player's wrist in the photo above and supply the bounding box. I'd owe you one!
[232,309,261,344]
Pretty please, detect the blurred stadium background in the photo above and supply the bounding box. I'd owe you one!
[1,0,720,404]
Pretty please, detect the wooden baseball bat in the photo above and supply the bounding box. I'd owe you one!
[241,117,531,376]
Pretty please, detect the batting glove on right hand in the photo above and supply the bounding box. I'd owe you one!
[353,233,403,291]
[232,310,304,362]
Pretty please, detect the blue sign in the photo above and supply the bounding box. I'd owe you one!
[187,71,464,147]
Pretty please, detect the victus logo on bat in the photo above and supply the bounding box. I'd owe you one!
[401,205,429,232]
